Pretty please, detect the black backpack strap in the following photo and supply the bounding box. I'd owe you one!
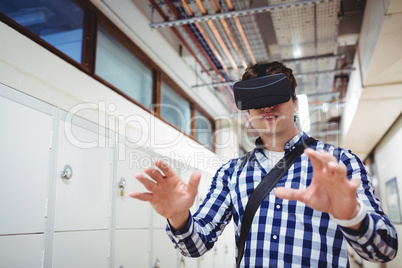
[236,137,317,268]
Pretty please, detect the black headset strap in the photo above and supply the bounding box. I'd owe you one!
[236,137,317,268]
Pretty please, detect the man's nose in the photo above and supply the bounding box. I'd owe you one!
[260,105,274,111]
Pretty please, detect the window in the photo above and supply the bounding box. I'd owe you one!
[95,26,153,110]
[0,0,84,63]
[194,110,213,149]
[160,81,191,135]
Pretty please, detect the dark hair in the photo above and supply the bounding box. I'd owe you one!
[241,61,297,101]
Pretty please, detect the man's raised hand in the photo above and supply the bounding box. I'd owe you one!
[129,159,201,230]
[275,149,362,230]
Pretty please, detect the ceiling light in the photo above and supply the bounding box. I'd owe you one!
[293,47,302,58]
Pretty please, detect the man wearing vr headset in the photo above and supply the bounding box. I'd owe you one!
[130,62,397,267]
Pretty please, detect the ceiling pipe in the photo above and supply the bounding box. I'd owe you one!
[182,0,250,124]
[220,17,248,69]
[223,0,251,66]
[223,0,256,65]
[151,0,248,124]
[180,0,233,80]
[196,24,233,80]
[206,20,241,78]
[163,0,223,79]
[195,0,242,78]
[164,0,238,96]
[180,0,192,15]
[149,0,211,76]
[213,0,248,71]
[149,0,237,115]
[232,16,256,64]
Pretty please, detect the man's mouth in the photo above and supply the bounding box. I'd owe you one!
[261,114,277,121]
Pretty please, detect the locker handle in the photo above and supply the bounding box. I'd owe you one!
[61,165,73,179]
[154,258,160,268]
[119,177,126,196]
[119,177,126,190]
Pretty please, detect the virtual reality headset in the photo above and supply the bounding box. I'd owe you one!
[233,71,291,110]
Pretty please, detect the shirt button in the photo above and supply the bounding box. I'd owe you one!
[276,204,281,209]
[273,235,278,240]
[292,146,295,150]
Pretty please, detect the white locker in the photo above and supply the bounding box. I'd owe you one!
[0,234,44,267]
[54,120,112,232]
[113,141,153,267]
[115,144,152,229]
[52,230,109,268]
[0,96,52,235]
[114,229,150,268]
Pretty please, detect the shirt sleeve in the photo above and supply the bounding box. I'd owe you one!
[165,160,235,257]
[337,149,398,262]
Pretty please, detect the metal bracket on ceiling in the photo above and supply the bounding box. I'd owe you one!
[191,67,355,88]
[149,0,336,29]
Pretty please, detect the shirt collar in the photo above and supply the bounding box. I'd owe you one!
[252,132,310,175]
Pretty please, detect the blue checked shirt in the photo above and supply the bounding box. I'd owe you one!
[166,133,398,267]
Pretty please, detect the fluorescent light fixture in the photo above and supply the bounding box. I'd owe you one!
[297,94,310,132]
[293,46,302,58]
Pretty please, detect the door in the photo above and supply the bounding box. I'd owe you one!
[0,92,53,266]
[52,116,113,267]
[114,140,152,267]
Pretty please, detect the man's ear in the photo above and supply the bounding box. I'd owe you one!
[293,97,299,112]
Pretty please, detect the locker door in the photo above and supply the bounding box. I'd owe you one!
[0,96,52,235]
[52,230,109,268]
[0,234,44,267]
[114,143,152,268]
[54,119,112,231]
[115,146,152,229]
[114,229,150,268]
[52,118,112,267]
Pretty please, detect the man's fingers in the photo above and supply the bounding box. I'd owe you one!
[144,167,165,182]
[305,148,325,170]
[327,160,347,178]
[135,173,157,192]
[188,171,201,197]
[129,192,154,202]
[154,159,176,177]
[275,187,305,203]
[305,149,346,176]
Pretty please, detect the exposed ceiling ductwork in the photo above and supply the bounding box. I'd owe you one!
[144,0,366,145]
